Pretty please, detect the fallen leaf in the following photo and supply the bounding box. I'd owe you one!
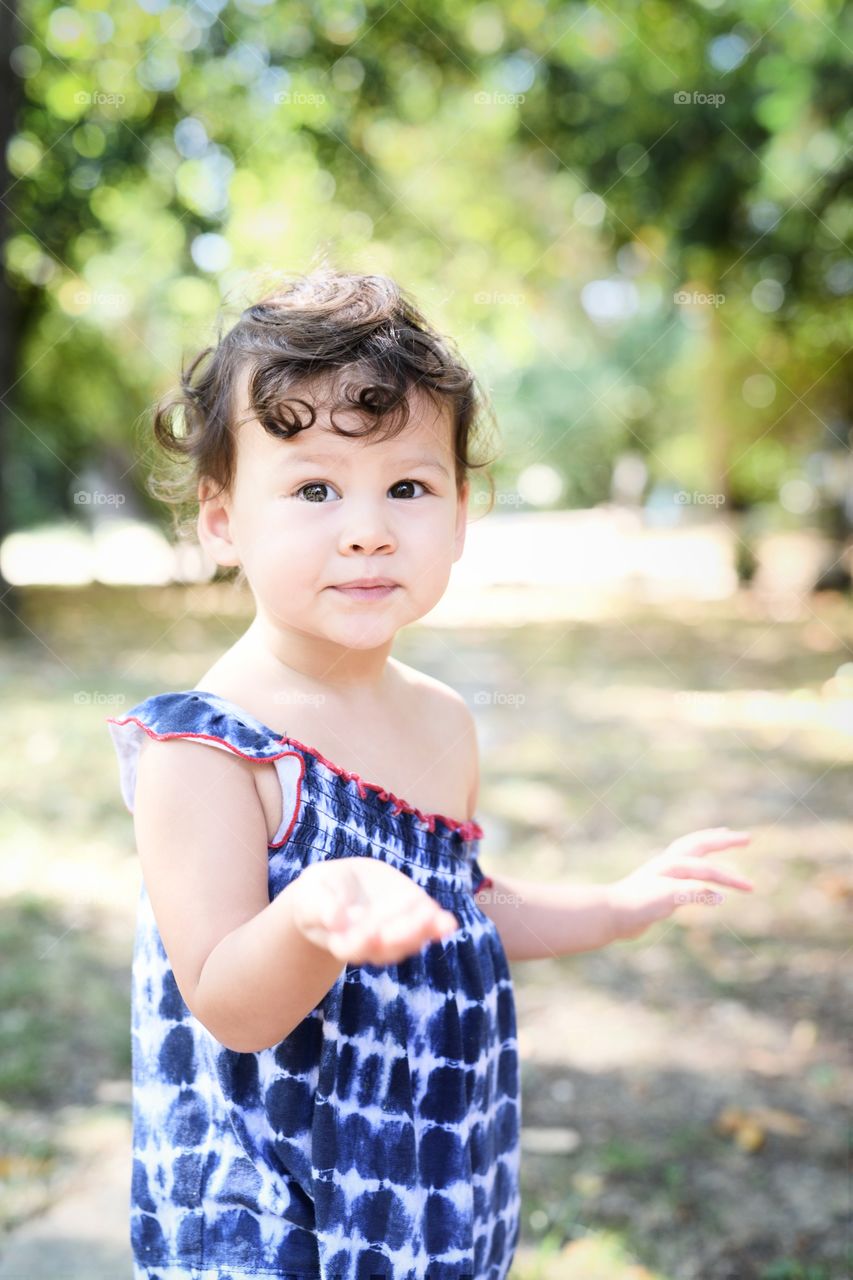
[713,1103,807,1150]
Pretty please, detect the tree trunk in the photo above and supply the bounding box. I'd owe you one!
[700,282,731,510]
[0,0,25,637]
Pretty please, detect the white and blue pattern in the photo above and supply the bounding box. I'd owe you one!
[106,689,521,1280]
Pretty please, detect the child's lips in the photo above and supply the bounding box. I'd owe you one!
[332,584,399,601]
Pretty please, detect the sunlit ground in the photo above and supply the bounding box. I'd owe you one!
[0,519,850,1278]
[1,505,837,610]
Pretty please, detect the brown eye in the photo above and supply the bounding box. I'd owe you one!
[390,480,428,499]
[296,482,338,503]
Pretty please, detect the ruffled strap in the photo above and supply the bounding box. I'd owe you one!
[105,690,303,848]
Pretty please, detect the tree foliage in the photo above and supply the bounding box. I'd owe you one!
[4,0,851,527]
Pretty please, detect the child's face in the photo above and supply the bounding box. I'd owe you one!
[198,366,470,654]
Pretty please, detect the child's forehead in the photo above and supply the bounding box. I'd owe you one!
[233,364,454,463]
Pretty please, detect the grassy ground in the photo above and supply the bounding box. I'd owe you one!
[0,582,850,1279]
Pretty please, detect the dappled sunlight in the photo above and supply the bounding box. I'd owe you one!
[4,515,842,657]
[2,0,848,1268]
[514,980,825,1082]
[452,508,737,597]
[2,585,849,1276]
[0,520,214,586]
[567,681,853,754]
[512,1230,670,1280]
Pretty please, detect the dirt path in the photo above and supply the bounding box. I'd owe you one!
[1,574,849,1279]
[0,1111,131,1278]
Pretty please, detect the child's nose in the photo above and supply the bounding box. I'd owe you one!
[338,504,397,554]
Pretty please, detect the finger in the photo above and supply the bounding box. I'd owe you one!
[333,912,381,951]
[322,899,354,929]
[377,906,457,949]
[675,827,752,851]
[352,906,458,965]
[425,908,459,938]
[375,903,434,945]
[325,929,369,961]
[664,860,755,890]
[667,829,752,858]
[324,901,364,932]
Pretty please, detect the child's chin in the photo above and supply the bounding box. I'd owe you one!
[321,616,401,647]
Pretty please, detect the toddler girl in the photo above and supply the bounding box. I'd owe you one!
[107,269,754,1280]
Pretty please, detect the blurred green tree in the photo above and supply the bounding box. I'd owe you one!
[2,0,850,547]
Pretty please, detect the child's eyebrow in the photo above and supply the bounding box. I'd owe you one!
[281,451,451,477]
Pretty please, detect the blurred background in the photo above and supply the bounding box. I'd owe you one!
[0,2,850,1278]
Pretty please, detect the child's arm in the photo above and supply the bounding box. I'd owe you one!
[134,737,458,1053]
[135,737,347,1052]
[461,704,754,961]
[474,828,755,961]
[474,876,620,959]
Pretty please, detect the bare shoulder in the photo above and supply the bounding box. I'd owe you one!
[391,658,475,728]
[390,659,480,815]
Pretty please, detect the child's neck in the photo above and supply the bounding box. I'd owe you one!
[237,615,396,697]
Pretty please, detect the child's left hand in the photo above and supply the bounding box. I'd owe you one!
[606,827,755,940]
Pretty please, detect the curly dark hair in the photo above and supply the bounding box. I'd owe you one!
[149,269,499,576]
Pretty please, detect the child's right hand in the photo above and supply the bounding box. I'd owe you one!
[289,857,460,966]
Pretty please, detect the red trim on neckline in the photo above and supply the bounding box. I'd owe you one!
[186,688,484,841]
[276,728,484,841]
[106,707,484,842]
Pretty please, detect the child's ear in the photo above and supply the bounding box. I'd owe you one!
[196,477,241,567]
[453,478,470,562]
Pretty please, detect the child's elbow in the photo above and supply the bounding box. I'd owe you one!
[191,992,296,1054]
[203,1017,256,1054]
[219,1021,290,1054]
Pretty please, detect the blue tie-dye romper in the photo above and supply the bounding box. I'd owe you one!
[106,689,521,1280]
